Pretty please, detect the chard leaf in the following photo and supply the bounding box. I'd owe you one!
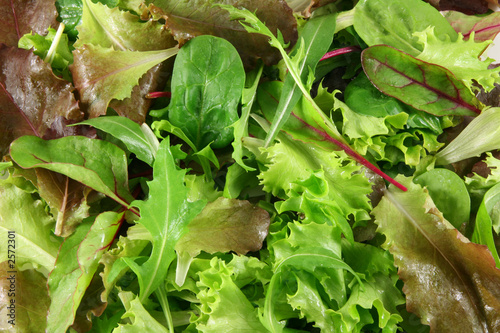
[0,45,82,158]
[10,135,135,209]
[0,264,51,332]
[176,197,270,257]
[353,0,457,56]
[0,0,58,47]
[472,183,500,268]
[76,0,174,51]
[362,45,482,117]
[113,291,169,333]
[149,0,297,67]
[70,44,178,118]
[444,10,500,42]
[0,177,60,276]
[76,116,159,166]
[124,137,206,301]
[373,177,500,332]
[47,212,124,333]
[436,107,500,165]
[167,35,244,150]
[415,27,499,92]
[264,13,338,147]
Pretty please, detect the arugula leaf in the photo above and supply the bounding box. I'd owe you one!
[123,137,206,301]
[46,212,123,333]
[373,177,500,332]
[0,177,60,276]
[264,12,338,147]
[70,44,178,118]
[353,0,457,56]
[167,35,244,150]
[362,45,482,117]
[10,135,135,210]
[0,0,58,47]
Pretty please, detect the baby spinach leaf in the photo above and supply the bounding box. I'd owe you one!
[123,137,206,301]
[56,0,83,39]
[71,44,178,118]
[149,0,297,67]
[167,35,245,150]
[46,212,124,333]
[10,135,135,209]
[362,45,482,117]
[353,0,457,56]
[472,183,500,268]
[373,177,500,332]
[76,116,159,166]
[414,168,470,229]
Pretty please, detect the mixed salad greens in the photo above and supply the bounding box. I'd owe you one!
[2,0,500,332]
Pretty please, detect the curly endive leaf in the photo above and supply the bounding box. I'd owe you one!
[373,177,500,333]
[71,44,178,118]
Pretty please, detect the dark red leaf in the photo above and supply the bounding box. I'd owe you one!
[0,0,58,47]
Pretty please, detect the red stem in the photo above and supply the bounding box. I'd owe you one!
[146,91,171,99]
[320,46,361,61]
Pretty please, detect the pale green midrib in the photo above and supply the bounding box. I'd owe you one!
[0,225,57,268]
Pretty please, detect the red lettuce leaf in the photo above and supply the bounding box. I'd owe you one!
[373,178,500,332]
[148,0,297,67]
[0,0,58,47]
[426,0,489,15]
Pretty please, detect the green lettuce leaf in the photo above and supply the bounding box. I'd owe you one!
[373,177,500,332]
[0,177,59,275]
[415,27,499,92]
[46,212,124,333]
[113,291,169,332]
[123,137,206,301]
[0,264,51,332]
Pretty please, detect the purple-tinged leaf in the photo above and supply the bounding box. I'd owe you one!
[0,45,82,158]
[362,45,482,117]
[426,0,489,15]
[373,177,500,332]
[0,0,58,47]
[71,44,178,119]
[148,0,297,67]
[444,10,500,42]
